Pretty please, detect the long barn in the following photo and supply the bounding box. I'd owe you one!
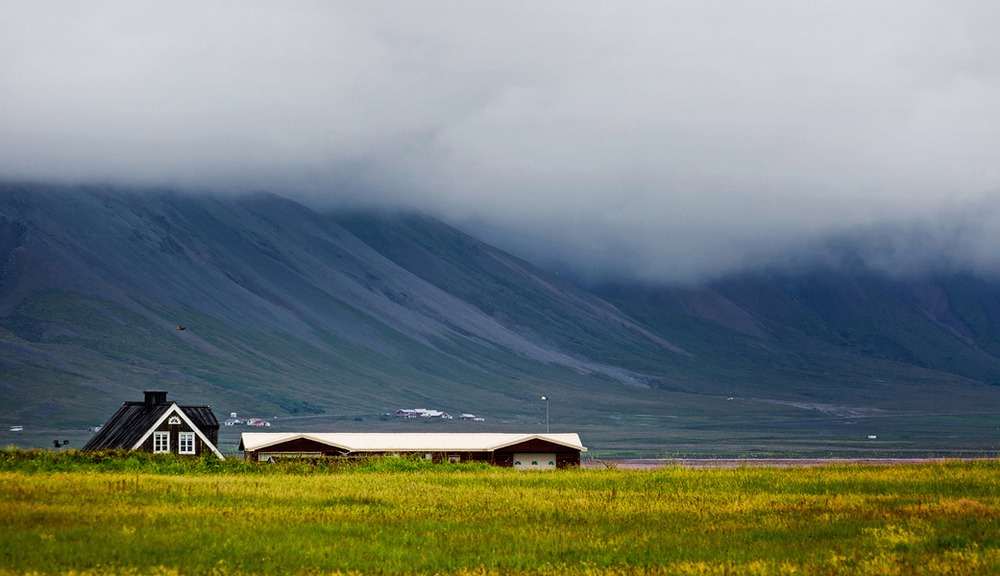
[239,432,587,469]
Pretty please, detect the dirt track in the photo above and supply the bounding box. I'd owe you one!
[582,458,992,470]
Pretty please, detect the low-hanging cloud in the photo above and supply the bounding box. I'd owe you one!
[2,1,1000,284]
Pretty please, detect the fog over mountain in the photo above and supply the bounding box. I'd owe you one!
[3,2,1000,283]
[4,183,1000,455]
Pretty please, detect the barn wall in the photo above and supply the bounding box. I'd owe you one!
[347,451,492,463]
[248,438,348,461]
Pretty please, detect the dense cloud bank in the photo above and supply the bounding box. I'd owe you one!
[2,2,999,283]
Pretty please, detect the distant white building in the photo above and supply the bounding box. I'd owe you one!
[395,408,452,420]
[224,412,246,426]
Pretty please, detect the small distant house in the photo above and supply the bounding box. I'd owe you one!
[239,432,586,469]
[82,390,224,459]
[224,412,245,426]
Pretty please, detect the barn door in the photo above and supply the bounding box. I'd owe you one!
[513,453,557,470]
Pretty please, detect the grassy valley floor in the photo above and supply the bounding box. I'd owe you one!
[0,452,998,575]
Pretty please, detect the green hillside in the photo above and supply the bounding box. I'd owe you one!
[2,183,1000,456]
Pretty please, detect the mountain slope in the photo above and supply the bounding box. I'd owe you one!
[0,184,674,428]
[595,272,1000,388]
[2,182,1000,455]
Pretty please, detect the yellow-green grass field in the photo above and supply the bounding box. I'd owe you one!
[1,452,998,575]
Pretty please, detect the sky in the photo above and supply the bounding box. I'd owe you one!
[2,1,1000,284]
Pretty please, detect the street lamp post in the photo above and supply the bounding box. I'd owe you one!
[541,395,549,433]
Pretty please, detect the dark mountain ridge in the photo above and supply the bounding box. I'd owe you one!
[2,182,999,455]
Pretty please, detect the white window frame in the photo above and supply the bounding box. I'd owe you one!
[178,432,196,455]
[153,431,170,453]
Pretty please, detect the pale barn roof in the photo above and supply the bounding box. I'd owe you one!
[239,432,587,453]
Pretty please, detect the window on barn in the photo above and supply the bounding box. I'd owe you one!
[179,432,195,454]
[153,432,169,453]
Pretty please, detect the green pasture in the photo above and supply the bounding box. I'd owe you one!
[1,451,998,575]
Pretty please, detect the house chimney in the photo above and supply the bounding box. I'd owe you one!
[144,390,168,411]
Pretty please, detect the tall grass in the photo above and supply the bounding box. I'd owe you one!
[1,450,997,575]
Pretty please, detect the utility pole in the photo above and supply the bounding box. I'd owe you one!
[541,395,549,433]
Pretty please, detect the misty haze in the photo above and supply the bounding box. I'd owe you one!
[0,1,999,453]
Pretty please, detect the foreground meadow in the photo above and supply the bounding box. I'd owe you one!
[1,453,998,575]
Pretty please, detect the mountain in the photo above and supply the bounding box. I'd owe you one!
[2,182,999,456]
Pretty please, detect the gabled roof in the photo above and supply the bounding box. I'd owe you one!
[131,404,225,460]
[82,399,223,459]
[239,432,587,453]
